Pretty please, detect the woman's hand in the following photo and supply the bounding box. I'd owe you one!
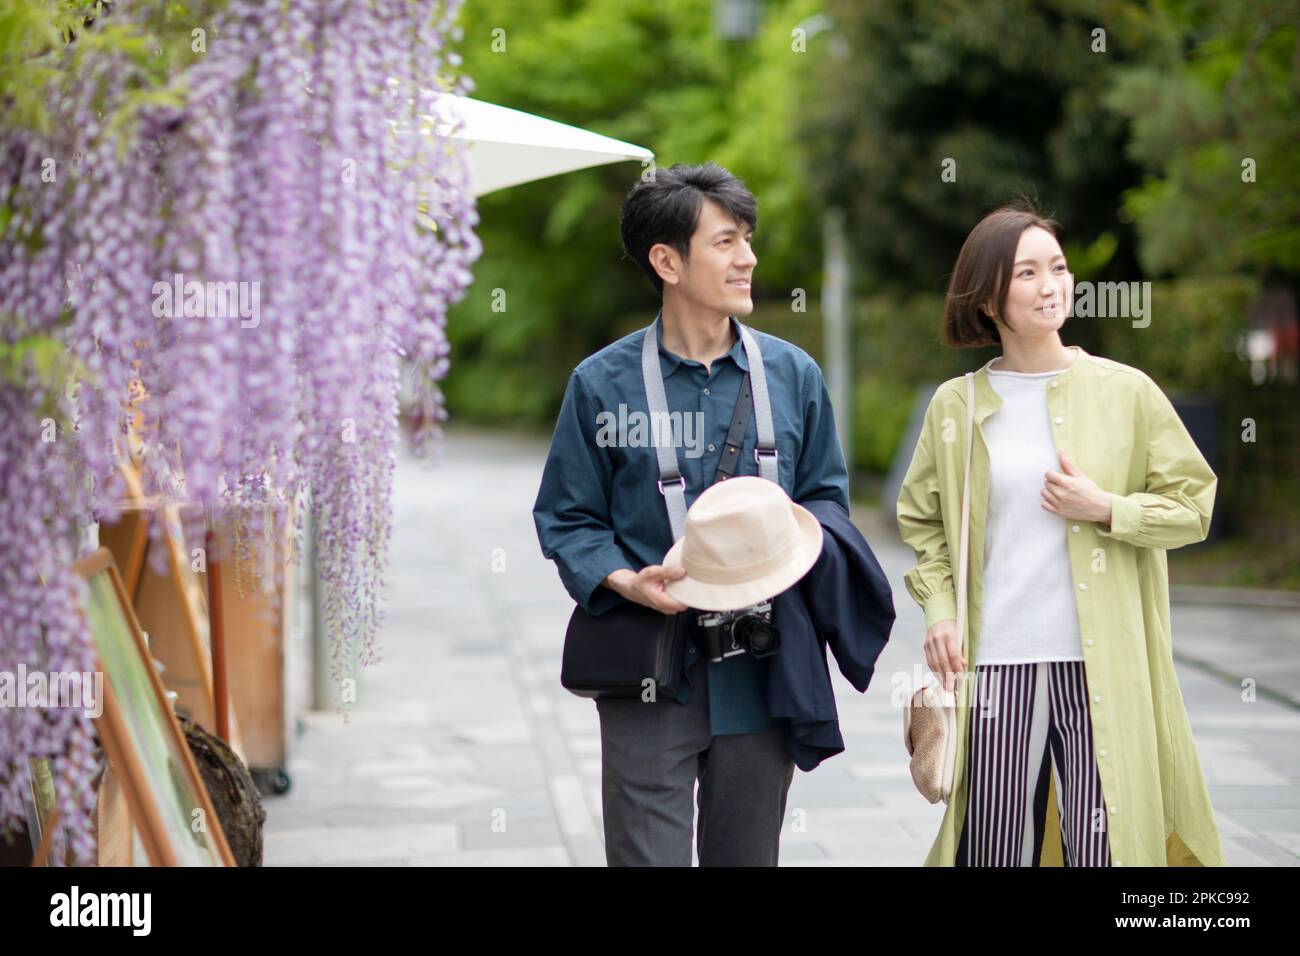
[924,619,967,692]
[1043,450,1113,524]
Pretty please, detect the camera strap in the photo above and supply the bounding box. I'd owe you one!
[641,310,778,543]
[713,372,752,484]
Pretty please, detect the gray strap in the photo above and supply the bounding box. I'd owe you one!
[642,315,689,541]
[738,324,779,484]
[642,312,776,542]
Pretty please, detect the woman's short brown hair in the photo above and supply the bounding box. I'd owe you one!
[943,204,1060,348]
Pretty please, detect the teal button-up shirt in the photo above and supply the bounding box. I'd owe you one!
[533,314,849,735]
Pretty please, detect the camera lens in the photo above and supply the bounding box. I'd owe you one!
[735,616,780,658]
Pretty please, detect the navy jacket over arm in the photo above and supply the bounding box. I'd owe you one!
[769,499,896,771]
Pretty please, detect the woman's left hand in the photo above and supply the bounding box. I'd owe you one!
[1042,450,1113,524]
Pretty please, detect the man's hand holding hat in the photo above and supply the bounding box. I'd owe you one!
[604,565,689,614]
[661,475,823,611]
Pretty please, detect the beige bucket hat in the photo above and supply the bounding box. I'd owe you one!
[661,475,824,612]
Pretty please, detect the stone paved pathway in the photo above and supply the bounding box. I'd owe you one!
[263,427,1300,866]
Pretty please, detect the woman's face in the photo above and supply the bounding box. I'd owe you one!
[993,225,1073,337]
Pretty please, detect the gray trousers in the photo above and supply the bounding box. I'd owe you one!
[594,654,795,866]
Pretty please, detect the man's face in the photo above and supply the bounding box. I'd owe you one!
[657,199,757,317]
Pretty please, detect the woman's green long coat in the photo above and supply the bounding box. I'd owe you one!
[895,347,1223,867]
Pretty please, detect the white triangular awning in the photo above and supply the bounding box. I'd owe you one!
[417,93,654,197]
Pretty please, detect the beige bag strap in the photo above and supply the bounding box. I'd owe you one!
[956,373,975,666]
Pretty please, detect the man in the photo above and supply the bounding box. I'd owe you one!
[532,162,850,866]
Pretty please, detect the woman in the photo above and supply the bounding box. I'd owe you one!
[896,204,1223,867]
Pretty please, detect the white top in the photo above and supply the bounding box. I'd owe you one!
[975,363,1083,664]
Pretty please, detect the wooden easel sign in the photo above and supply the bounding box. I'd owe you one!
[70,548,234,866]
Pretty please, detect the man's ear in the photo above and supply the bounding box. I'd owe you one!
[648,242,682,288]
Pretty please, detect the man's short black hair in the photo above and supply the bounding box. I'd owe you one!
[619,162,758,293]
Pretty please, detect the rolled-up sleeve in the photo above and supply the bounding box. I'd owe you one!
[896,395,958,628]
[793,363,850,508]
[532,370,633,615]
[1097,380,1217,550]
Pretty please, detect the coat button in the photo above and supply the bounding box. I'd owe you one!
[1054,416,1064,424]
[703,387,710,395]
[1072,525,1080,533]
[1078,582,1087,590]
[689,646,696,654]
[707,443,716,452]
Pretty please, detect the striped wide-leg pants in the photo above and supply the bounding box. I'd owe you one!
[956,661,1111,867]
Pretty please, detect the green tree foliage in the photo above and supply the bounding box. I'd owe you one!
[443,0,828,425]
[1105,0,1300,276]
[802,0,1295,500]
[803,0,1151,299]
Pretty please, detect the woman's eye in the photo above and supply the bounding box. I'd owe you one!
[1054,264,1067,272]
[1019,269,1033,278]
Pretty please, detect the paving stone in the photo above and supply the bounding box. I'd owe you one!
[261,427,1299,868]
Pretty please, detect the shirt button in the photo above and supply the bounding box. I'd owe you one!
[1099,748,1107,757]
[1078,582,1087,590]
[1094,694,1102,703]
[707,443,716,453]
[703,387,710,395]
[1054,416,1064,425]
[1050,381,1059,389]
[1086,639,1094,647]
[1109,805,1118,814]
[1114,860,1122,867]
[1072,525,1080,533]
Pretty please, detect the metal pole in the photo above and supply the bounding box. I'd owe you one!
[206,525,230,743]
[309,512,331,710]
[309,507,360,709]
[822,206,853,469]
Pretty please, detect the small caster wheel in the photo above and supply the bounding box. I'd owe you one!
[270,768,291,794]
[252,767,292,796]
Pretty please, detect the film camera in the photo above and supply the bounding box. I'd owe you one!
[696,600,780,663]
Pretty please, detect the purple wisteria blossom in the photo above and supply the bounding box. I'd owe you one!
[0,0,479,862]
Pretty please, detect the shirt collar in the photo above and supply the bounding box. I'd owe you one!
[653,309,749,377]
[972,345,1089,424]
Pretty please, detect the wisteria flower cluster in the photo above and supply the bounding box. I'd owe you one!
[0,0,479,862]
